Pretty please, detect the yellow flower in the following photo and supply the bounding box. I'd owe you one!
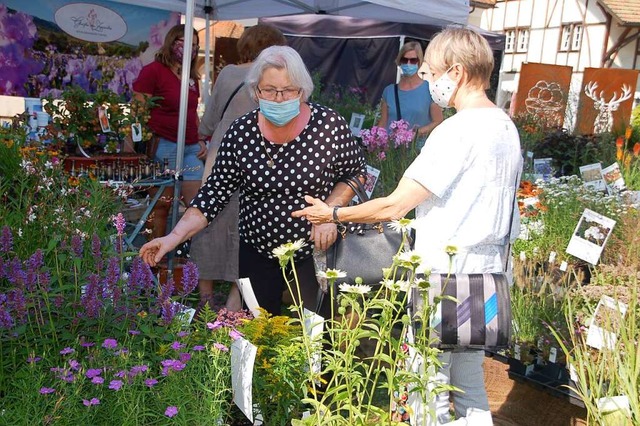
[445,245,458,256]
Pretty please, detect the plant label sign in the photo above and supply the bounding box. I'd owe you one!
[231,337,258,423]
[303,308,324,375]
[602,162,626,194]
[579,163,607,192]
[236,278,261,318]
[586,295,628,350]
[349,113,366,137]
[566,208,615,265]
[533,158,553,181]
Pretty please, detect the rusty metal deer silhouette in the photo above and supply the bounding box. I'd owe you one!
[584,81,632,134]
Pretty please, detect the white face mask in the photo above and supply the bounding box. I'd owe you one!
[429,64,458,108]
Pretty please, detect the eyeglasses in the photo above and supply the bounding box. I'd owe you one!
[257,87,302,101]
[400,57,420,65]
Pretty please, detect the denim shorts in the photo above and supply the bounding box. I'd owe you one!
[154,137,204,181]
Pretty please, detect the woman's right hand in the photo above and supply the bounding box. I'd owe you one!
[139,235,181,267]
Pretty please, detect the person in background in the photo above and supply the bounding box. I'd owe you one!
[191,24,287,312]
[132,24,207,240]
[292,27,522,424]
[140,46,366,316]
[377,41,443,149]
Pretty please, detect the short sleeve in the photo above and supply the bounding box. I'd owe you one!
[132,63,157,95]
[403,118,468,198]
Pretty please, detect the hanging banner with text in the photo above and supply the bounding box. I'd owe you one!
[0,0,178,99]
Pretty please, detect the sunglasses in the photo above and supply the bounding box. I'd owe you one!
[400,57,419,65]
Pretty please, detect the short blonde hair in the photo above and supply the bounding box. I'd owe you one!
[395,41,423,67]
[425,27,494,89]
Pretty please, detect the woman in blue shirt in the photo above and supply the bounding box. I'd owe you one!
[377,41,443,149]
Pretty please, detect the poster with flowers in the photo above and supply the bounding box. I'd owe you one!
[0,0,177,99]
[566,208,616,265]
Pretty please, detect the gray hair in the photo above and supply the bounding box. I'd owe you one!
[245,46,314,102]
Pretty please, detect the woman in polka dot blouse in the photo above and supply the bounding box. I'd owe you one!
[140,46,366,315]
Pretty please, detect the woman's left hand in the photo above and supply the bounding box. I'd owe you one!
[310,222,338,251]
[196,140,208,160]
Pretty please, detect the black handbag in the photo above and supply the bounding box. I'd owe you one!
[325,177,406,286]
[410,273,512,350]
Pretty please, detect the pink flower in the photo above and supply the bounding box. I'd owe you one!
[113,213,126,236]
[229,329,243,341]
[213,343,228,352]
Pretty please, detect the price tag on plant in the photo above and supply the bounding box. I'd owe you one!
[548,251,556,264]
[549,347,557,363]
[560,261,568,271]
[131,123,142,142]
[519,251,526,261]
[514,344,521,361]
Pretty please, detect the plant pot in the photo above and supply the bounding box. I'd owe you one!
[152,258,189,294]
[508,357,535,376]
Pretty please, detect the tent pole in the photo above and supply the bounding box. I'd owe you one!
[203,1,212,103]
[396,35,405,83]
[169,0,196,259]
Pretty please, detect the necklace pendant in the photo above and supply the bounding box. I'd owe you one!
[267,159,275,168]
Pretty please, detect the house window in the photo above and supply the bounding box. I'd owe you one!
[505,29,516,53]
[560,24,582,52]
[572,25,583,51]
[517,28,530,52]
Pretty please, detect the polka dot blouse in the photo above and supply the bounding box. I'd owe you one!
[190,103,366,260]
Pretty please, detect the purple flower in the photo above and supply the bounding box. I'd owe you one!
[80,341,95,348]
[0,226,13,253]
[68,360,80,371]
[130,364,148,375]
[71,234,83,258]
[91,376,104,385]
[213,343,228,352]
[27,356,42,363]
[102,338,118,349]
[177,331,189,338]
[192,345,205,351]
[60,347,75,355]
[160,359,186,376]
[83,397,100,406]
[109,380,123,391]
[144,378,158,388]
[113,213,126,236]
[165,406,179,418]
[179,352,191,363]
[39,387,55,394]
[114,370,127,378]
[206,321,222,330]
[129,329,140,335]
[179,261,198,296]
[171,341,185,351]
[86,368,102,378]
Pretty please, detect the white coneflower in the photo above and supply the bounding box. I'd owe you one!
[272,239,308,266]
[317,269,347,280]
[387,218,414,233]
[338,283,372,295]
[395,250,423,269]
[382,279,410,292]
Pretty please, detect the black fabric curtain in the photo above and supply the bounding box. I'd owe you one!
[286,36,399,106]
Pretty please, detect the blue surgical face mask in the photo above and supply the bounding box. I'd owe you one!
[259,97,301,127]
[400,64,419,77]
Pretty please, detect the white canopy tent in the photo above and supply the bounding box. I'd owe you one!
[105,0,471,236]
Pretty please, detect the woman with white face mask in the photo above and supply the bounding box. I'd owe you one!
[377,41,443,149]
[140,46,366,317]
[293,27,523,423]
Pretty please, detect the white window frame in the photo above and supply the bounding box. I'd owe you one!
[571,25,583,51]
[517,28,530,53]
[560,25,572,51]
[505,29,516,53]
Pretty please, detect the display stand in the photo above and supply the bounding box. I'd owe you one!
[121,177,174,250]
